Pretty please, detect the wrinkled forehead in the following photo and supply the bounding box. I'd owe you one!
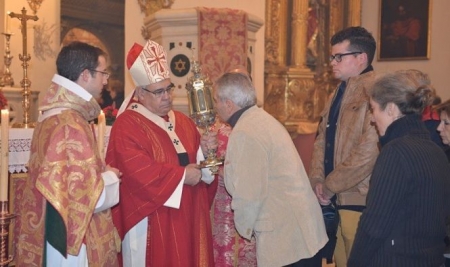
[145,78,172,91]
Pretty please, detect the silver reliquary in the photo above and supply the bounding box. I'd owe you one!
[185,59,222,174]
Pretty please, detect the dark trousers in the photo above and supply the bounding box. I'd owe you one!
[284,252,322,267]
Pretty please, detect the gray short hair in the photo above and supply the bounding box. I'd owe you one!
[214,72,257,108]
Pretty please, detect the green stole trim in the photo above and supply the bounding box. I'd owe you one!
[45,201,67,257]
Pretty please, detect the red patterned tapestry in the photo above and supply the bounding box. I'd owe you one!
[197,7,248,83]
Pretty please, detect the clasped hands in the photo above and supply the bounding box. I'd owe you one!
[314,183,335,206]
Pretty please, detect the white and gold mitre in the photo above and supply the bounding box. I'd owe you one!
[126,39,170,86]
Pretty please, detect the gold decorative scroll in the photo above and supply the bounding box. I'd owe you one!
[137,0,175,16]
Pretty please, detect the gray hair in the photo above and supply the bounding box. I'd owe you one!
[394,69,431,86]
[214,72,257,108]
[371,71,434,115]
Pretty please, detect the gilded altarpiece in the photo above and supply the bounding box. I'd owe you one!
[264,0,361,135]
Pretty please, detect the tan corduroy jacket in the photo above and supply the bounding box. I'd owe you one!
[225,106,328,267]
[310,71,379,206]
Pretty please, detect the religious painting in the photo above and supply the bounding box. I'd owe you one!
[378,0,431,60]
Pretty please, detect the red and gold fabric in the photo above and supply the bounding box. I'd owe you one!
[16,80,119,267]
[197,7,248,82]
[212,123,257,266]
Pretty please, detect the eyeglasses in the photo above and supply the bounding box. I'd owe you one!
[142,83,175,98]
[89,69,110,79]
[329,52,362,63]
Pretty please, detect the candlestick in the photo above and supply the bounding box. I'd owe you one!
[97,111,105,158]
[0,32,15,87]
[5,12,10,33]
[0,109,9,202]
[0,201,15,267]
[9,8,39,129]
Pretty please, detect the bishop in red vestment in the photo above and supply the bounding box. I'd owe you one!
[106,40,216,267]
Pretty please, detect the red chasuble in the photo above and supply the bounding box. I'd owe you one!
[106,108,215,267]
[17,82,119,267]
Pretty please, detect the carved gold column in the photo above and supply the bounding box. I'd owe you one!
[329,0,344,38]
[329,0,361,38]
[264,0,290,132]
[265,0,316,136]
[287,0,316,134]
[265,0,288,67]
[290,0,309,69]
[346,0,362,26]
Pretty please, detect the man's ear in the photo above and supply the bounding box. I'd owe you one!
[225,99,233,110]
[81,69,90,82]
[359,52,368,65]
[75,69,90,86]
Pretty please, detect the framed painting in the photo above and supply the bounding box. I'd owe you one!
[378,0,431,61]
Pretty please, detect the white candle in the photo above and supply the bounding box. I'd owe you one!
[97,110,106,158]
[5,11,10,33]
[0,109,9,201]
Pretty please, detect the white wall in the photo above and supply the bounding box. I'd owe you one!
[124,0,145,96]
[362,0,450,101]
[124,0,265,103]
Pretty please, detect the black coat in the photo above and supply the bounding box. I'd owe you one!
[348,114,450,267]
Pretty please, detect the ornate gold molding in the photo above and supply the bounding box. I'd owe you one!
[138,0,175,16]
[265,0,288,67]
[264,0,361,136]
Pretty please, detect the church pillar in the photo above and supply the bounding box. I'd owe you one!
[290,0,309,70]
[265,0,315,136]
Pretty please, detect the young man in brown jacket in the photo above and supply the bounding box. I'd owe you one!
[309,26,379,267]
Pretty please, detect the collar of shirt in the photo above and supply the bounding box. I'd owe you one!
[227,105,254,127]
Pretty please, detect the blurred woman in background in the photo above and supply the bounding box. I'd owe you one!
[435,99,450,267]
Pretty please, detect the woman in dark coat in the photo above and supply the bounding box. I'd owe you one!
[436,99,450,266]
[347,71,450,267]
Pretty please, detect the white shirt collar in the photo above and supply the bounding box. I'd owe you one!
[51,74,93,101]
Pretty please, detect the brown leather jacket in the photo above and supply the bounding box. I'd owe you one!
[310,71,379,206]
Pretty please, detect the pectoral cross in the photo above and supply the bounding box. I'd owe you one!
[9,7,38,128]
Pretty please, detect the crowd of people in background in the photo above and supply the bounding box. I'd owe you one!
[13,24,450,267]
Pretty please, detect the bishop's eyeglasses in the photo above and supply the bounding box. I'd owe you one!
[142,83,175,98]
[329,52,362,63]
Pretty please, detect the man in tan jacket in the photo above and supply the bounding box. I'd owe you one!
[309,26,379,267]
[214,71,328,267]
